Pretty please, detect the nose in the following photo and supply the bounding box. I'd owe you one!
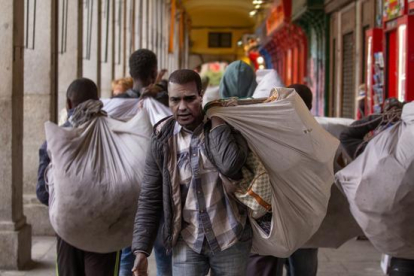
[178,99,187,111]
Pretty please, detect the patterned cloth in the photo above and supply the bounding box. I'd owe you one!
[174,123,245,254]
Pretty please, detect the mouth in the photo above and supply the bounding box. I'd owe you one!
[178,114,192,120]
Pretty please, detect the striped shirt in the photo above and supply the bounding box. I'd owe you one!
[174,122,246,254]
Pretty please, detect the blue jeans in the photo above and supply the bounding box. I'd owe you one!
[172,226,252,276]
[119,227,172,276]
[285,248,318,276]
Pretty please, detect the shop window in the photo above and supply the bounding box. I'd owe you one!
[208,32,232,48]
[341,32,355,118]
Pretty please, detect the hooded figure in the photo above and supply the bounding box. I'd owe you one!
[219,60,258,98]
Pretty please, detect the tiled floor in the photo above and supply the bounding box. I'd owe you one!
[0,236,384,276]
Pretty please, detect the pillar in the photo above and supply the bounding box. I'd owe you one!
[58,0,83,112]
[23,0,58,236]
[82,0,101,89]
[0,0,32,269]
[123,0,134,77]
[114,0,126,79]
[100,0,115,98]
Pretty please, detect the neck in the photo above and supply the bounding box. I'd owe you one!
[133,79,151,91]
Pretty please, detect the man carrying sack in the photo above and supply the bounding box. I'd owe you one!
[132,69,252,276]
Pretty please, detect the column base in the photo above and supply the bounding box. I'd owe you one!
[0,223,32,269]
[24,195,54,236]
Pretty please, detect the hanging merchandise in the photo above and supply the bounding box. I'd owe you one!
[46,101,152,253]
[101,97,172,125]
[303,117,363,249]
[336,102,414,259]
[205,88,339,257]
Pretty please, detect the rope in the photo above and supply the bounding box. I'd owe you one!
[69,100,107,127]
[353,108,402,158]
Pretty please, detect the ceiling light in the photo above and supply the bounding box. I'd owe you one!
[249,10,257,17]
[255,4,261,9]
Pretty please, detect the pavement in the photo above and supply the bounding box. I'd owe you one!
[0,236,384,276]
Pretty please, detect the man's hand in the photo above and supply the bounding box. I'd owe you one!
[141,84,163,99]
[132,252,149,276]
[155,69,168,84]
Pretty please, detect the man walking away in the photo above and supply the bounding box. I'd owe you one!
[114,49,168,107]
[36,78,120,276]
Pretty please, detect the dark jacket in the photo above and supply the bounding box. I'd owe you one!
[36,111,73,206]
[340,114,382,159]
[131,116,248,256]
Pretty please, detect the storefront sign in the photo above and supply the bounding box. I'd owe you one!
[383,0,405,21]
[266,0,291,35]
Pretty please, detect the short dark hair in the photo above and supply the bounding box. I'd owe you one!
[168,69,202,95]
[66,78,99,108]
[288,84,313,110]
[129,49,157,81]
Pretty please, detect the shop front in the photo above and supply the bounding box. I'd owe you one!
[261,0,308,87]
[383,0,414,103]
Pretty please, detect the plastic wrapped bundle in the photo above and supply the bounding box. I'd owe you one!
[205,88,339,257]
[46,103,152,253]
[336,102,414,259]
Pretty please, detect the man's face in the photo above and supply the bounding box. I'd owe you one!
[168,81,203,131]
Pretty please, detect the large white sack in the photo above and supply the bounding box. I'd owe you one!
[336,102,414,259]
[46,109,152,253]
[253,69,284,98]
[304,117,363,248]
[102,97,171,125]
[206,88,339,257]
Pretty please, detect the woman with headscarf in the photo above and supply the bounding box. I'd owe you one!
[219,60,258,99]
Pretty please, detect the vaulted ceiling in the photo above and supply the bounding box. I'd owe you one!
[181,0,258,29]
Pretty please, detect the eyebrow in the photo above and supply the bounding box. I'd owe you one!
[169,95,197,100]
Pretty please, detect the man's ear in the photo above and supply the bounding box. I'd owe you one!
[66,99,72,110]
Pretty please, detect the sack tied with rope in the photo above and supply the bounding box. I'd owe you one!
[45,100,152,253]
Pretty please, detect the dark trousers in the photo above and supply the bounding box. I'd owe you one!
[56,236,120,276]
[246,254,284,276]
[389,257,414,276]
[286,248,318,276]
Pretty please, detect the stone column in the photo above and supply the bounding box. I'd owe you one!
[58,0,83,112]
[123,0,134,78]
[82,0,101,89]
[100,0,115,98]
[23,0,58,236]
[0,0,32,269]
[114,0,126,79]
